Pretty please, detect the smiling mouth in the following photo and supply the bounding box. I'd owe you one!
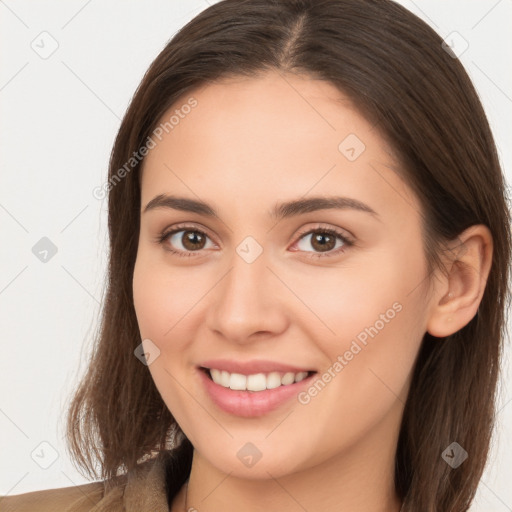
[199,366,317,392]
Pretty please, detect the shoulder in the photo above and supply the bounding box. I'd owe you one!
[0,448,190,512]
[0,449,182,512]
[0,480,108,512]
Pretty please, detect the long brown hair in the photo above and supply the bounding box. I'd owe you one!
[66,1,512,510]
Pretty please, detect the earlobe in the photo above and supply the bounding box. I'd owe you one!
[426,225,493,339]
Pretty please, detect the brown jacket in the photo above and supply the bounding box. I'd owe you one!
[0,451,178,511]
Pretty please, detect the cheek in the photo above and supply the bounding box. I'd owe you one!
[133,257,200,430]
[287,240,427,420]
[284,240,426,346]
[287,297,424,469]
[132,254,197,345]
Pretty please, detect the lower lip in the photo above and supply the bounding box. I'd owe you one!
[198,368,315,417]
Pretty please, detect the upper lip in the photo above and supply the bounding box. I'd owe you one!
[199,359,316,375]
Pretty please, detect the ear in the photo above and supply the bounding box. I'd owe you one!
[426,224,493,338]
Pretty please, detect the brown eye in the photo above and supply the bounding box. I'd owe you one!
[180,230,207,251]
[293,227,353,258]
[161,227,215,256]
[309,232,337,252]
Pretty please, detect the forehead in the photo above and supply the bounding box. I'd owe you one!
[156,71,370,157]
[140,71,419,222]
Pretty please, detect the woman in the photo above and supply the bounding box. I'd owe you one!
[2,0,510,510]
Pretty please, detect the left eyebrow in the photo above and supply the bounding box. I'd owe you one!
[142,194,380,220]
[269,196,379,221]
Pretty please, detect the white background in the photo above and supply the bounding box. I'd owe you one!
[1,1,511,510]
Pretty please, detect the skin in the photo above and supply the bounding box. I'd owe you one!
[132,70,493,512]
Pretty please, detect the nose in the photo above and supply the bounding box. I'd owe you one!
[205,248,288,345]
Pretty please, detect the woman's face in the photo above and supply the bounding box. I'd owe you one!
[133,70,434,479]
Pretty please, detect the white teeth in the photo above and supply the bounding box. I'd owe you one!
[229,373,247,390]
[247,373,267,391]
[266,372,282,389]
[210,368,221,383]
[208,368,311,391]
[281,372,295,385]
[220,370,230,387]
[294,371,308,383]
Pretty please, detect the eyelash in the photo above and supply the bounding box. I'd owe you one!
[155,223,355,259]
